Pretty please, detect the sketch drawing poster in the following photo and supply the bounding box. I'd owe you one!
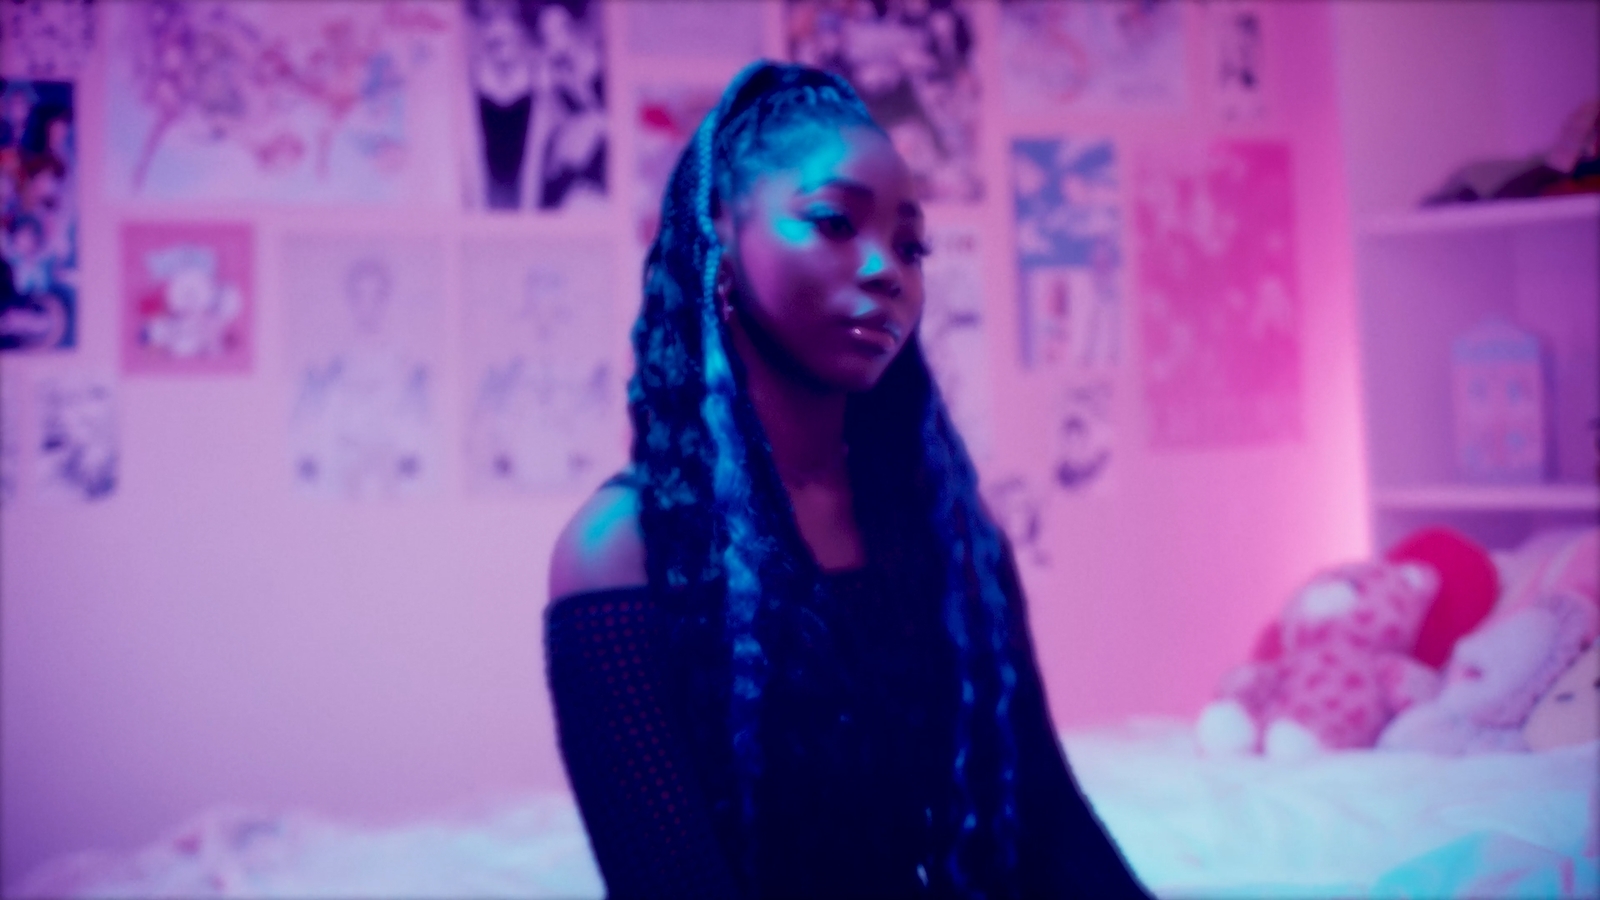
[1134,140,1301,450]
[999,0,1187,114]
[104,1,455,204]
[625,1,766,59]
[1012,136,1124,494]
[920,225,992,464]
[787,0,983,203]
[1,78,77,352]
[121,222,253,375]
[1,0,95,81]
[283,235,445,500]
[33,372,118,503]
[635,83,720,248]
[461,237,622,495]
[462,0,607,212]
[1207,1,1267,123]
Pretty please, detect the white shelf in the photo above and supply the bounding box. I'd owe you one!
[1362,193,1600,236]
[1373,483,1600,512]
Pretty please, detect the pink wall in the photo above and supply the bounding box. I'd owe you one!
[1,1,1372,883]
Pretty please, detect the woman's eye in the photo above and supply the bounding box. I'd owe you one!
[898,239,931,265]
[809,211,856,240]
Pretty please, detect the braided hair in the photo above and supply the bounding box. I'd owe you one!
[626,61,1021,899]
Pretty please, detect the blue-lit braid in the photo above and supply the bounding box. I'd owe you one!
[625,60,1021,898]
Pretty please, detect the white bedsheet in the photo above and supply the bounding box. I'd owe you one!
[13,718,1597,899]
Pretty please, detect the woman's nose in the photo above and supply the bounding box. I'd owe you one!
[857,244,902,299]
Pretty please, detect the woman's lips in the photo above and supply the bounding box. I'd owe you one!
[845,321,900,353]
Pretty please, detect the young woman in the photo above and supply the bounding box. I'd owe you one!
[545,61,1149,900]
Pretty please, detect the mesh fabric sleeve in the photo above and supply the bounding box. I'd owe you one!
[996,544,1154,900]
[545,587,743,900]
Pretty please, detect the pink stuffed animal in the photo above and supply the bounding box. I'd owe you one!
[1378,590,1599,754]
[1197,560,1445,758]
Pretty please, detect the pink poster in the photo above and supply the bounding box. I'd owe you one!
[121,221,253,375]
[1134,141,1300,449]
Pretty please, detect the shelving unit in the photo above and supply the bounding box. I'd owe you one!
[1355,193,1600,551]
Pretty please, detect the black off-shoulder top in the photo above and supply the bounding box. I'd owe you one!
[545,550,1149,900]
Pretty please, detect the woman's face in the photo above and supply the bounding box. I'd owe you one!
[726,124,926,393]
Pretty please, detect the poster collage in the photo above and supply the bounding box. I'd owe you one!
[1,0,1300,557]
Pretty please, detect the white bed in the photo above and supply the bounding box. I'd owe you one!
[13,718,1596,899]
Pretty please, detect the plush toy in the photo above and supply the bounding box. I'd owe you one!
[1197,560,1443,758]
[1523,638,1600,751]
[1378,591,1599,754]
[1197,528,1499,759]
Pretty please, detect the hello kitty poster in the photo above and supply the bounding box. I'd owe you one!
[120,221,253,375]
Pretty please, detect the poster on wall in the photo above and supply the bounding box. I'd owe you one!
[635,82,720,247]
[35,373,118,503]
[1,0,95,81]
[787,0,983,203]
[461,0,607,212]
[999,0,1187,114]
[120,221,253,375]
[1012,136,1123,494]
[461,236,622,495]
[1,78,77,352]
[1206,1,1267,123]
[625,0,765,59]
[104,1,455,204]
[283,235,445,500]
[920,224,992,463]
[1134,140,1301,450]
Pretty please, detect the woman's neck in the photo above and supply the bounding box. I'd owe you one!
[729,325,848,489]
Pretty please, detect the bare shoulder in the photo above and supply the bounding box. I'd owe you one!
[548,480,647,603]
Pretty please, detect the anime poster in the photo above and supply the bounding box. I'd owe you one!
[461,236,622,495]
[787,0,982,203]
[120,222,253,375]
[461,0,607,212]
[1207,1,1266,123]
[35,373,117,502]
[625,0,765,59]
[1012,136,1123,493]
[998,0,1187,113]
[1,0,95,81]
[1,78,76,352]
[920,224,991,463]
[283,235,444,500]
[635,82,719,247]
[1133,141,1301,449]
[104,1,455,204]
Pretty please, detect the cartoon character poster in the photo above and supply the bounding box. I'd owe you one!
[1,0,95,81]
[121,222,253,375]
[787,0,983,203]
[920,224,992,463]
[461,0,607,212]
[1207,1,1266,123]
[1012,136,1124,493]
[283,234,444,500]
[1,78,76,352]
[1133,140,1301,449]
[104,1,455,204]
[35,373,118,502]
[635,82,720,247]
[999,0,1187,114]
[461,236,622,495]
